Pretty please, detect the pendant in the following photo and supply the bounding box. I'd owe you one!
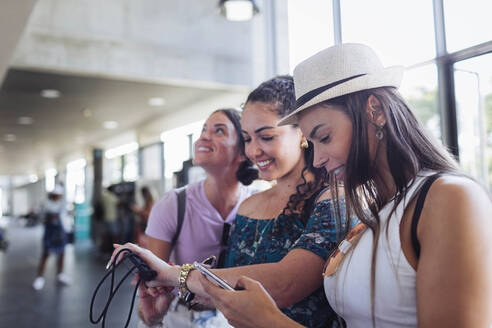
[252,241,258,249]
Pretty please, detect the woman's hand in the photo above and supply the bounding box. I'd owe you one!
[137,284,174,326]
[199,275,303,328]
[109,243,180,288]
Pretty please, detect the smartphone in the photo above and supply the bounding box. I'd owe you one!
[193,261,234,291]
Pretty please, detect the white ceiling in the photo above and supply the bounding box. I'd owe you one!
[0,0,265,177]
[0,68,243,175]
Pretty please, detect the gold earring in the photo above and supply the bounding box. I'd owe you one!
[301,140,308,149]
[376,123,385,140]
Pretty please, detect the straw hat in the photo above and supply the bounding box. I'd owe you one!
[278,43,404,126]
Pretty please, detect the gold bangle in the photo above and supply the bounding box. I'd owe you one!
[178,263,195,299]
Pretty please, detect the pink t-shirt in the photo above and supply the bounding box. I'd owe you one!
[145,180,252,265]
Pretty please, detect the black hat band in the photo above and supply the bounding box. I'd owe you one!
[295,73,366,109]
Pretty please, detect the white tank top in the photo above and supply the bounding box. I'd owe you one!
[324,171,435,327]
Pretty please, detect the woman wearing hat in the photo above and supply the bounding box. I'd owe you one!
[197,43,492,327]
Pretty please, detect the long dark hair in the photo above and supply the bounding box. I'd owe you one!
[246,75,327,222]
[320,86,458,325]
[213,108,258,186]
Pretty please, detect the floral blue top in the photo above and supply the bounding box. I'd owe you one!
[224,198,348,328]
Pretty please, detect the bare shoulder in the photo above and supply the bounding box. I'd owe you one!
[422,175,491,234]
[414,176,492,327]
[237,190,269,216]
[427,175,490,213]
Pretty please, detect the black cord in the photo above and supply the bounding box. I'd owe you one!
[90,249,144,328]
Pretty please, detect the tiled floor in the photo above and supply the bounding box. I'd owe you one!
[0,218,140,328]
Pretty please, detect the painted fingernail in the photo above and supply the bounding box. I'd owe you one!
[105,259,112,270]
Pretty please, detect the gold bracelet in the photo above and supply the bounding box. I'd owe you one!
[178,263,195,299]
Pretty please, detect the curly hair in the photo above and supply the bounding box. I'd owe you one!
[246,75,296,119]
[246,75,327,223]
[282,141,328,224]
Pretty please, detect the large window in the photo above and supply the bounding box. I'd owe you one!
[141,143,163,181]
[104,142,139,186]
[340,0,440,139]
[45,168,57,192]
[0,188,3,217]
[283,0,492,189]
[454,53,492,189]
[340,0,435,66]
[66,159,86,204]
[400,64,440,140]
[287,0,334,71]
[161,121,203,179]
[123,151,138,182]
[444,0,492,53]
[109,157,123,185]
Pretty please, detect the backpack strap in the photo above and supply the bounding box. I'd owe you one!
[411,173,443,259]
[171,187,187,248]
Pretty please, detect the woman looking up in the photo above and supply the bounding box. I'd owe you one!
[140,108,255,327]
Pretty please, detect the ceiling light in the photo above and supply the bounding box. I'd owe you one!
[29,174,38,183]
[17,116,33,125]
[148,97,166,107]
[4,134,16,142]
[82,108,93,118]
[40,89,61,98]
[103,121,118,129]
[219,0,259,21]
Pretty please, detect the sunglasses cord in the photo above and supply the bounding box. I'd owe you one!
[90,248,154,328]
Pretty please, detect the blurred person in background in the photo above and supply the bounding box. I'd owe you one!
[132,186,155,247]
[102,187,120,251]
[32,184,72,291]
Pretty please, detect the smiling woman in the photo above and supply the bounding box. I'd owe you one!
[117,76,349,328]
[299,105,353,181]
[218,76,343,327]
[241,101,304,182]
[139,108,255,327]
[194,110,249,176]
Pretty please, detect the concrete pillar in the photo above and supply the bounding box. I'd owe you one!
[0,0,37,83]
[91,148,103,219]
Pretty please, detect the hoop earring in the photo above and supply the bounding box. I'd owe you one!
[301,140,308,149]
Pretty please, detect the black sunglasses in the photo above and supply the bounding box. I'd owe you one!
[217,222,231,268]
